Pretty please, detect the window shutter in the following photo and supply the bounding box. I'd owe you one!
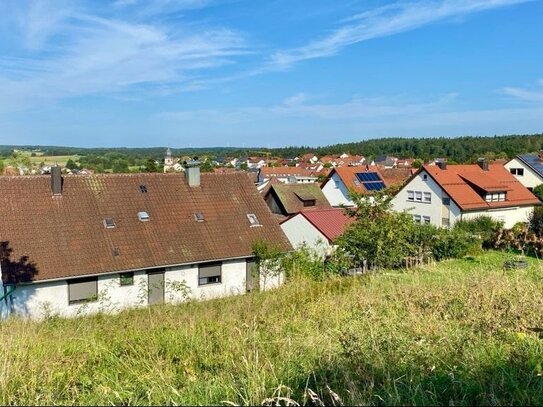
[199,263,221,278]
[68,278,98,303]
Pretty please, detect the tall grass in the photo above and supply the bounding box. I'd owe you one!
[1,251,543,405]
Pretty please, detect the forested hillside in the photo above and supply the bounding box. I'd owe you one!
[2,133,543,164]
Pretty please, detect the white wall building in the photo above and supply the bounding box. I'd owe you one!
[0,166,291,320]
[391,161,539,229]
[504,154,543,190]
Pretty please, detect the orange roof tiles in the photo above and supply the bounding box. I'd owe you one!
[0,172,291,283]
[324,165,412,194]
[422,163,539,211]
[298,208,355,242]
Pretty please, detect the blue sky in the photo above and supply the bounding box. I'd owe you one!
[0,0,542,148]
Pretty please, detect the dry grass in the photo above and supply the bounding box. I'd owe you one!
[1,251,543,405]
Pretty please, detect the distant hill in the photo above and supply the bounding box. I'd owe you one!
[2,132,543,163]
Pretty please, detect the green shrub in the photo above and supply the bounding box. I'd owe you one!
[454,216,503,250]
[532,184,543,201]
[431,228,473,261]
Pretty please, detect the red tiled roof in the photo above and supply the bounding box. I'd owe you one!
[325,165,412,194]
[298,208,355,242]
[0,172,291,283]
[422,164,540,211]
[260,166,316,177]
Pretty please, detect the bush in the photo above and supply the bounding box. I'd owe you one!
[532,184,543,201]
[431,228,474,261]
[454,217,503,250]
[529,206,543,237]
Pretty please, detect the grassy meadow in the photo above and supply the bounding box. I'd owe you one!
[1,251,543,405]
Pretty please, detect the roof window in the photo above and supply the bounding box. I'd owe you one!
[138,211,150,222]
[103,218,116,229]
[247,213,261,227]
[194,212,205,222]
[140,185,148,193]
[112,247,120,257]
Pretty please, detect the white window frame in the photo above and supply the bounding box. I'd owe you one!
[415,191,422,202]
[407,190,414,201]
[423,216,431,224]
[423,192,431,203]
[413,215,421,223]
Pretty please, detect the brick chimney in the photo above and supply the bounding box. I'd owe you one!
[51,165,63,195]
[184,158,201,187]
[477,157,489,171]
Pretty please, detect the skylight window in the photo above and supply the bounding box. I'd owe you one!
[138,211,150,222]
[140,185,148,193]
[194,212,205,222]
[247,213,261,227]
[103,218,116,229]
[112,247,120,257]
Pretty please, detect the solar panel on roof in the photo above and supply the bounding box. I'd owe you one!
[355,172,381,182]
[363,181,386,191]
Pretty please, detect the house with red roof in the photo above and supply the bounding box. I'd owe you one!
[0,163,291,319]
[321,165,413,207]
[391,159,540,228]
[280,208,355,256]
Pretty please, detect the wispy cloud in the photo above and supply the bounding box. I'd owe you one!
[157,92,459,123]
[0,0,248,112]
[269,0,535,68]
[503,79,543,103]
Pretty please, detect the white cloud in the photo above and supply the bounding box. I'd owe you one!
[0,1,249,112]
[503,79,543,103]
[269,0,535,67]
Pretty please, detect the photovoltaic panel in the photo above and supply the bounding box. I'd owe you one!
[355,172,380,182]
[363,181,386,191]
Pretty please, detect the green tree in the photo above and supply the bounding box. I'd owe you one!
[65,158,79,171]
[143,158,159,173]
[532,184,543,201]
[337,191,415,269]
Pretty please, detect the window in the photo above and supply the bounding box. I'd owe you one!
[510,168,524,176]
[485,192,506,202]
[413,215,421,223]
[423,174,428,181]
[423,192,431,203]
[247,213,261,227]
[442,217,450,228]
[303,199,316,207]
[442,197,451,206]
[112,247,120,257]
[415,191,422,202]
[68,277,98,304]
[198,262,222,285]
[139,185,148,193]
[103,218,116,229]
[407,190,414,201]
[423,216,431,224]
[194,212,205,222]
[120,272,134,286]
[138,211,150,222]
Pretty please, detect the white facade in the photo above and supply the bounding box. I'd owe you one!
[321,172,355,207]
[1,258,283,320]
[504,157,543,190]
[392,169,535,229]
[280,215,331,257]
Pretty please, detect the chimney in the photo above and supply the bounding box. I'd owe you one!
[51,165,63,195]
[477,157,489,171]
[184,158,201,187]
[436,158,447,170]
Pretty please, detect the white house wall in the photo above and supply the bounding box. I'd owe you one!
[461,205,534,229]
[4,258,275,320]
[391,170,444,227]
[504,158,543,189]
[322,172,355,207]
[281,215,331,257]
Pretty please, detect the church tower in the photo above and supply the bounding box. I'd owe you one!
[164,147,174,172]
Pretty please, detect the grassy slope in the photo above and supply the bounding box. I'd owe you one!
[2,251,543,405]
